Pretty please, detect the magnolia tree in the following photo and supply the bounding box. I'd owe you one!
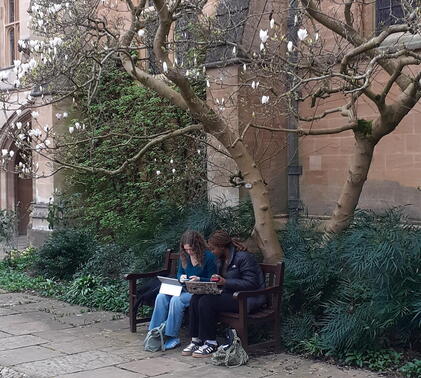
[0,0,288,262]
[1,0,419,261]
[244,0,421,232]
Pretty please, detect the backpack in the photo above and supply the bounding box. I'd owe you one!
[134,277,161,316]
[211,329,249,367]
[143,322,166,352]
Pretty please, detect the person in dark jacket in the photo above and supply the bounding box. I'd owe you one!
[182,230,265,358]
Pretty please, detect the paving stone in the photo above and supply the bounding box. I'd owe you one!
[0,294,39,307]
[156,364,268,378]
[0,308,19,317]
[58,311,120,327]
[0,335,49,351]
[118,356,193,376]
[100,346,151,361]
[0,366,28,378]
[45,335,128,354]
[0,346,62,366]
[0,320,71,336]
[32,327,100,342]
[14,350,128,377]
[57,366,144,378]
[0,331,12,339]
[90,319,129,332]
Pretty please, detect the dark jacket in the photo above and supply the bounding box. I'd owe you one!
[217,247,266,312]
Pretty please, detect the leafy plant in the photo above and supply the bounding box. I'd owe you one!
[399,359,421,377]
[343,349,403,371]
[33,229,96,280]
[281,209,421,355]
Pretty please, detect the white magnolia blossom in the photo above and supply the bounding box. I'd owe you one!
[172,168,176,174]
[243,63,247,71]
[9,151,14,158]
[63,112,69,118]
[16,109,22,116]
[261,95,270,104]
[260,42,265,51]
[259,29,269,43]
[0,71,8,81]
[31,111,40,119]
[45,139,51,146]
[68,126,74,134]
[75,122,81,129]
[298,28,308,41]
[2,149,8,157]
[138,29,145,37]
[315,32,319,41]
[270,18,275,29]
[206,80,210,88]
[56,113,62,119]
[16,122,22,129]
[170,159,174,164]
[156,170,161,175]
[287,41,294,52]
[162,61,168,73]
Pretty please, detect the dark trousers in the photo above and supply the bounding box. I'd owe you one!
[189,293,238,341]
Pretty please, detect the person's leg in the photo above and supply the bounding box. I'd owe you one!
[164,292,192,349]
[192,294,238,358]
[148,293,171,330]
[165,292,192,348]
[182,294,203,356]
[188,294,202,338]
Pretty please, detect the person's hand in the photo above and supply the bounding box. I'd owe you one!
[179,274,188,282]
[211,274,225,286]
[189,276,200,281]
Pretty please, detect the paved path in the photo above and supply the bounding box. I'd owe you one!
[0,290,384,378]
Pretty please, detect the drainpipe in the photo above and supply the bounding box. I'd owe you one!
[286,0,302,216]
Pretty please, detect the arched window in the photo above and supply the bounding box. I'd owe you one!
[4,0,19,66]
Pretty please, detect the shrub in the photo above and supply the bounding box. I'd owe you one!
[281,209,421,356]
[33,229,96,280]
[399,359,421,377]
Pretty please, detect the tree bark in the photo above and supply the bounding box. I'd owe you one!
[225,138,283,263]
[324,133,375,233]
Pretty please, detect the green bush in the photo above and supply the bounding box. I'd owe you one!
[399,359,421,377]
[33,229,96,280]
[281,209,421,356]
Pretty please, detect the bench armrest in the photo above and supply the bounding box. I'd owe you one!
[232,286,281,300]
[124,269,169,280]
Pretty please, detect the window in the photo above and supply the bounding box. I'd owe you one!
[376,0,405,33]
[4,0,19,66]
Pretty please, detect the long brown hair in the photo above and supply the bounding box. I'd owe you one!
[179,230,207,269]
[207,230,247,251]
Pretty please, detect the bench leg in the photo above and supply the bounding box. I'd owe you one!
[236,322,248,352]
[129,280,137,333]
[273,316,280,351]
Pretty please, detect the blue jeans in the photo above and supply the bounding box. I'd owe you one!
[149,292,192,337]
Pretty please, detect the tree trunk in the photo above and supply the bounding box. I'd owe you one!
[225,138,284,263]
[325,133,375,233]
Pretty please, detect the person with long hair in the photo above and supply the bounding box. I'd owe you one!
[148,230,216,350]
[182,230,265,358]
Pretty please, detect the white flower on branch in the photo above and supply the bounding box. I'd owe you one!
[68,126,74,134]
[2,150,8,157]
[138,29,145,37]
[9,151,14,158]
[243,64,247,71]
[56,113,62,120]
[298,28,308,41]
[287,41,294,52]
[315,32,319,41]
[16,122,22,129]
[75,122,81,130]
[16,110,21,116]
[31,111,39,119]
[0,71,8,81]
[45,140,51,146]
[259,29,269,43]
[260,42,265,51]
[63,112,68,118]
[270,18,275,29]
[261,95,270,104]
[162,61,168,73]
[156,170,161,175]
[206,80,210,88]
[170,159,174,164]
[172,168,176,174]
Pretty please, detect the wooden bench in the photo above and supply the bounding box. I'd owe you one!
[124,250,284,351]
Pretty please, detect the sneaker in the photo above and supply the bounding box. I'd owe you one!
[164,337,181,350]
[192,342,218,358]
[181,341,202,356]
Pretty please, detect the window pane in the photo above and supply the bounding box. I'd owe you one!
[376,0,405,32]
[9,27,16,65]
[9,0,15,23]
